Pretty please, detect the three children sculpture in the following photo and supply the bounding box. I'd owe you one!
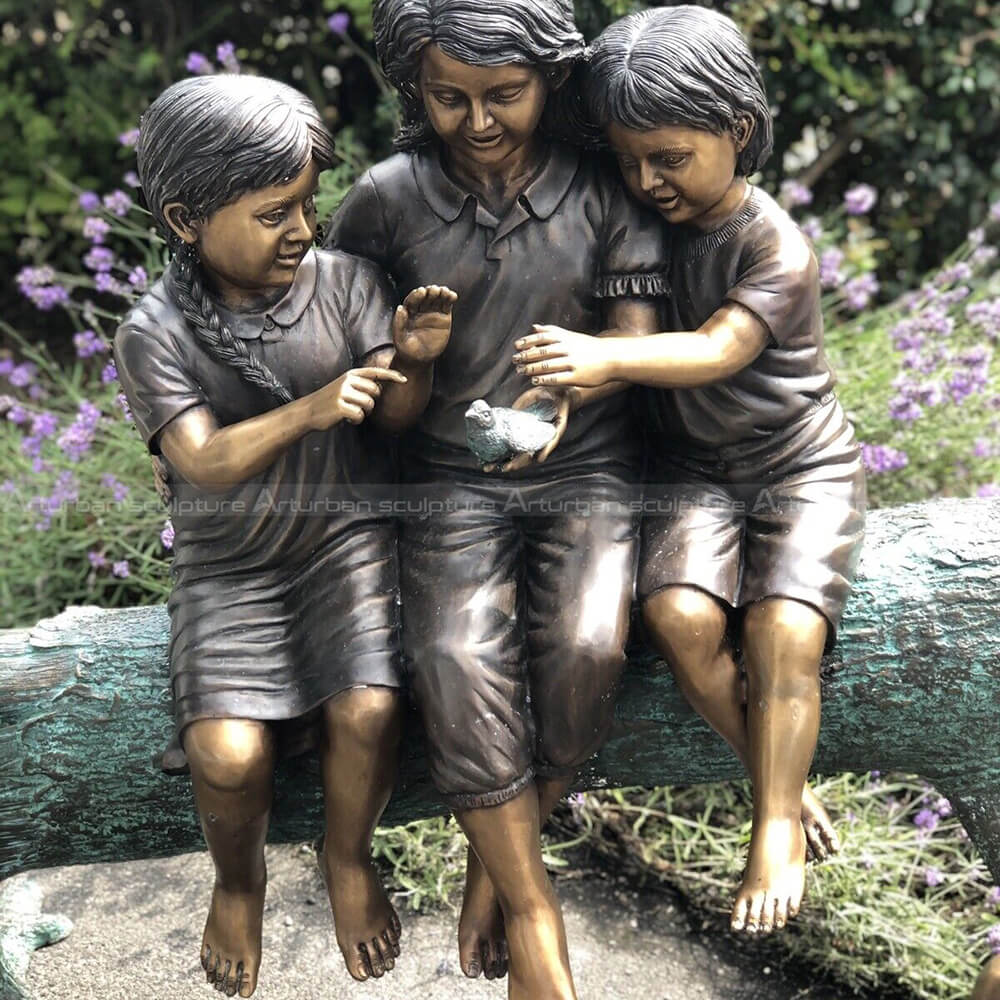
[114,3,864,998]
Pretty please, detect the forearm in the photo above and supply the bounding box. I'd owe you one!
[160,397,322,492]
[601,330,737,389]
[370,353,433,434]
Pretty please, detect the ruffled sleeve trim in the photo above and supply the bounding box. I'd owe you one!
[594,271,670,299]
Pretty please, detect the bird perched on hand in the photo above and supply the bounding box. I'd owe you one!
[465,398,559,467]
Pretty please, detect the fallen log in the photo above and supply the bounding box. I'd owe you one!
[1,497,998,888]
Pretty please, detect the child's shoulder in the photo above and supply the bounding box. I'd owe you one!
[114,274,184,351]
[363,151,419,194]
[739,187,816,280]
[312,246,392,292]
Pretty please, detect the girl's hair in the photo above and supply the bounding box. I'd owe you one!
[373,0,588,150]
[586,6,773,176]
[136,75,335,404]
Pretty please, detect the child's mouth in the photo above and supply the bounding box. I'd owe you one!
[654,195,680,211]
[466,133,503,148]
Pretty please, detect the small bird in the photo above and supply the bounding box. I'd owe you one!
[465,398,558,466]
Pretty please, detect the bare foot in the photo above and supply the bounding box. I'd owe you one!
[458,846,508,980]
[730,818,806,935]
[321,849,401,980]
[801,784,840,862]
[200,878,265,998]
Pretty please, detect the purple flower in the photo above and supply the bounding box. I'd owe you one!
[128,265,148,290]
[799,217,823,241]
[6,404,28,425]
[861,443,908,475]
[327,12,351,35]
[83,216,111,243]
[969,227,986,248]
[779,179,812,209]
[934,261,973,287]
[116,392,133,422]
[914,808,939,832]
[844,273,880,312]
[57,400,101,461]
[27,384,46,401]
[990,200,1000,223]
[101,361,118,385]
[26,284,71,311]
[21,435,43,459]
[123,170,141,189]
[889,395,923,423]
[102,189,132,217]
[88,550,108,569]
[933,796,952,817]
[216,41,240,73]
[101,473,130,502]
[949,367,988,405]
[844,184,878,215]
[0,480,16,494]
[989,925,1000,955]
[9,362,37,388]
[112,559,130,579]
[923,867,944,888]
[819,248,845,289]
[30,411,58,438]
[988,886,1000,907]
[973,245,998,267]
[160,520,175,550]
[73,329,108,358]
[977,484,1000,498]
[118,128,140,147]
[78,191,101,212]
[83,246,114,273]
[0,360,12,377]
[94,272,122,295]
[916,382,943,407]
[186,50,213,75]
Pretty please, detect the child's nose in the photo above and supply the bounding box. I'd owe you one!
[467,101,494,133]
[639,160,663,192]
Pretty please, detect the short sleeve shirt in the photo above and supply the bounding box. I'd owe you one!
[114,249,395,572]
[325,141,668,476]
[642,187,836,453]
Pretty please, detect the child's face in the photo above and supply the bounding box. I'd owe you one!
[183,160,319,309]
[607,122,746,232]
[418,44,549,169]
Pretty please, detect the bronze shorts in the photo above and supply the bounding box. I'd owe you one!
[639,401,866,634]
[398,471,638,809]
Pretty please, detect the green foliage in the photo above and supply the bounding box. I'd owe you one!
[573,775,1000,1000]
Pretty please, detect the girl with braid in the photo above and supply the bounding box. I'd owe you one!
[114,74,455,997]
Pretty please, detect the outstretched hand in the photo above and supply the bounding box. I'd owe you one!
[393,285,458,365]
[311,366,407,429]
[514,325,617,388]
[482,386,571,473]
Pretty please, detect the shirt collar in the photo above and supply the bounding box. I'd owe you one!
[412,141,580,225]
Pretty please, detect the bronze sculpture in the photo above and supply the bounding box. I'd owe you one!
[515,5,866,936]
[325,1,668,995]
[114,74,455,996]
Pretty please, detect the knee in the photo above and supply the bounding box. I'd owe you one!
[324,686,403,753]
[743,599,827,690]
[643,586,727,663]
[184,719,273,792]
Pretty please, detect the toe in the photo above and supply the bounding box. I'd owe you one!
[759,897,776,934]
[382,929,400,961]
[368,938,387,977]
[730,895,749,932]
[481,941,495,980]
[773,896,789,932]
[350,945,371,982]
[496,940,509,980]
[745,893,766,935]
[390,911,402,939]
[459,938,482,978]
[207,952,221,984]
[201,945,212,973]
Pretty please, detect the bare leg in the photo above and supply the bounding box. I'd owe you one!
[319,686,405,981]
[731,597,828,934]
[185,718,275,998]
[457,787,576,1000]
[643,586,839,861]
[459,775,571,980]
[973,956,1000,1000]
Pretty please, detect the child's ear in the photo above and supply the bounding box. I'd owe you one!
[163,202,200,245]
[733,115,755,153]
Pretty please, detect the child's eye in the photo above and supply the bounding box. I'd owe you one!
[491,86,525,104]
[655,153,688,169]
[617,156,638,171]
[431,90,463,108]
[258,210,285,226]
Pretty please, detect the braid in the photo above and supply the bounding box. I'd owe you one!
[170,249,293,405]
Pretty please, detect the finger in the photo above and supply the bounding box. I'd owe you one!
[342,403,366,424]
[530,373,573,387]
[352,366,407,384]
[514,328,558,350]
[519,360,574,377]
[347,376,381,397]
[513,346,568,365]
[343,389,377,413]
[392,304,409,337]
[402,286,429,310]
[500,452,534,473]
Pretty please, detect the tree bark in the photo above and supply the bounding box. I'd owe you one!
[2,498,998,883]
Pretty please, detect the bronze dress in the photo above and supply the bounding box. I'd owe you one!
[114,249,403,739]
